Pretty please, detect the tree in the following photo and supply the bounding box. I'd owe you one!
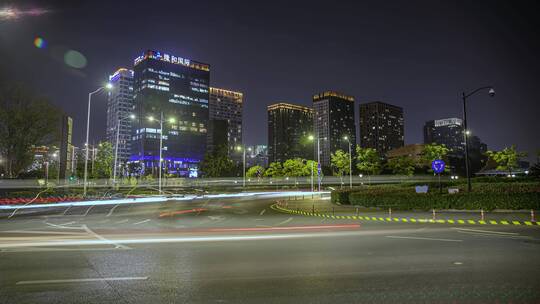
[331,150,350,187]
[356,146,381,176]
[198,145,235,177]
[304,160,319,177]
[387,156,415,176]
[0,83,61,177]
[282,158,306,179]
[264,162,283,177]
[93,142,114,179]
[422,143,450,172]
[486,145,527,175]
[246,165,265,178]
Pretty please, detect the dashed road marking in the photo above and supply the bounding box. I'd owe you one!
[275,217,293,226]
[259,209,266,216]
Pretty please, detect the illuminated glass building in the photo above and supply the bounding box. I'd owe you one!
[423,118,464,154]
[130,50,210,176]
[106,68,134,167]
[313,91,356,166]
[208,87,243,154]
[359,101,404,155]
[267,103,313,163]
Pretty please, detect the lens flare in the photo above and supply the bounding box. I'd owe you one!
[33,37,45,48]
[64,50,87,69]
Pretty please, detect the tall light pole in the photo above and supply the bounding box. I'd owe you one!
[343,136,352,189]
[308,134,324,192]
[462,86,495,192]
[113,114,135,184]
[84,83,113,197]
[148,112,175,194]
[308,135,315,192]
[236,145,251,187]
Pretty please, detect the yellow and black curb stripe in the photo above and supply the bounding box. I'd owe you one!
[271,203,540,227]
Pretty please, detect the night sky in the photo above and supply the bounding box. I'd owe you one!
[1,0,539,161]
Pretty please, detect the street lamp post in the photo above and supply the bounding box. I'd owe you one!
[343,136,352,189]
[83,84,112,197]
[461,86,495,192]
[113,114,135,184]
[236,145,251,187]
[148,112,175,194]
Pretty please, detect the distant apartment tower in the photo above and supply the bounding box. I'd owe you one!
[131,50,210,176]
[106,68,134,167]
[359,101,404,155]
[246,144,268,168]
[312,91,356,166]
[423,118,464,155]
[267,103,313,163]
[208,87,243,153]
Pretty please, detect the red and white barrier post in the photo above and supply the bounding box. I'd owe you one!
[531,209,536,222]
[480,209,485,221]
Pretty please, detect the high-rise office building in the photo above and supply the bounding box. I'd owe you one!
[106,68,134,168]
[359,101,404,155]
[312,91,356,166]
[208,87,243,154]
[267,103,313,163]
[423,118,464,154]
[130,50,210,176]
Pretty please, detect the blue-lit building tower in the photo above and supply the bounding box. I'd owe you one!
[130,50,210,176]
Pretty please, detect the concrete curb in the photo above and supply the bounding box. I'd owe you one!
[271,202,540,227]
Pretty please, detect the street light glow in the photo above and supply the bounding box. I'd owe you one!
[343,136,348,141]
[105,83,113,90]
[148,116,155,121]
[168,117,176,124]
[129,114,136,119]
[308,135,314,141]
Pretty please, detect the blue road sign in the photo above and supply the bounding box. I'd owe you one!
[431,159,445,174]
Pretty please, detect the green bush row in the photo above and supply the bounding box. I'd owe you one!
[331,182,540,210]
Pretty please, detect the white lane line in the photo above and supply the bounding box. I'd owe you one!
[44,222,82,230]
[450,227,519,235]
[83,205,95,216]
[275,217,293,226]
[106,204,120,217]
[82,225,131,249]
[2,248,127,253]
[2,230,87,235]
[385,236,463,242]
[16,277,148,285]
[259,209,266,216]
[115,219,129,224]
[133,219,151,225]
[62,206,72,215]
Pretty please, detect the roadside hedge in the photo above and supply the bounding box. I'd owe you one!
[331,182,540,210]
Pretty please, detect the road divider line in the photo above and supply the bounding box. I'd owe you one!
[16,276,148,285]
[106,204,120,217]
[133,219,151,225]
[260,209,266,216]
[450,228,519,235]
[275,217,293,226]
[385,236,463,242]
[83,205,95,216]
[82,224,131,250]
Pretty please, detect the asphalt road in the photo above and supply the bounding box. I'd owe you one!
[1,192,540,303]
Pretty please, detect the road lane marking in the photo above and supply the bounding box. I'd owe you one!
[451,228,519,235]
[83,205,95,216]
[385,236,463,242]
[259,209,266,216]
[106,204,120,217]
[115,219,129,224]
[2,230,87,235]
[16,277,148,285]
[133,219,151,225]
[44,222,81,230]
[275,217,293,226]
[62,206,72,215]
[82,225,131,249]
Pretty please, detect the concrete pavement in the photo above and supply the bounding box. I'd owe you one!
[1,192,540,303]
